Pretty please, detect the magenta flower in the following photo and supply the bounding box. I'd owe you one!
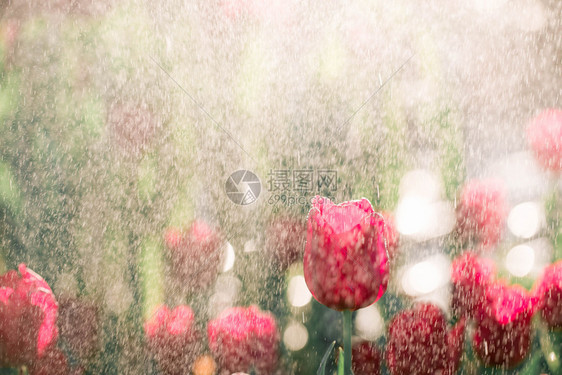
[527,108,562,172]
[473,281,536,368]
[144,305,200,375]
[377,211,399,261]
[0,264,59,367]
[207,306,279,375]
[535,261,562,328]
[165,220,224,291]
[386,303,465,375]
[456,179,507,249]
[303,197,389,311]
[451,251,496,318]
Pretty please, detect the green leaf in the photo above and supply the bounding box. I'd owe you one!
[519,350,543,375]
[139,237,165,320]
[317,341,336,375]
[539,326,562,374]
[338,347,345,375]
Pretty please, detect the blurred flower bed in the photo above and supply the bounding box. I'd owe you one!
[0,0,561,374]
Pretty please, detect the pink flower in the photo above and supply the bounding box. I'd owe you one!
[58,296,99,362]
[377,212,399,261]
[207,306,279,375]
[456,179,507,248]
[166,220,224,291]
[352,341,382,375]
[527,109,562,172]
[451,251,496,318]
[28,347,69,375]
[265,216,306,272]
[303,197,389,311]
[535,261,562,328]
[386,303,465,375]
[144,305,200,375]
[0,264,58,367]
[473,281,536,368]
[164,227,183,252]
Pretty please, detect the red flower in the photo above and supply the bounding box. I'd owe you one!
[0,264,58,367]
[265,217,306,272]
[535,261,562,328]
[352,341,382,375]
[527,109,562,172]
[144,305,200,375]
[386,303,465,375]
[473,281,536,368]
[451,251,496,318]
[303,197,389,311]
[58,296,99,362]
[456,179,507,248]
[207,305,279,375]
[28,347,69,375]
[166,220,224,291]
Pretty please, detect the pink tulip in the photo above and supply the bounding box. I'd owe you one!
[0,264,58,367]
[303,197,389,311]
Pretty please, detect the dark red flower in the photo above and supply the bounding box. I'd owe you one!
[0,264,58,367]
[58,296,99,362]
[535,261,562,328]
[451,251,496,318]
[265,216,306,272]
[207,305,279,375]
[167,220,224,291]
[144,305,200,375]
[386,303,465,375]
[473,281,536,368]
[352,341,382,375]
[444,317,466,375]
[456,179,507,248]
[303,197,389,311]
[28,347,69,375]
[527,109,562,172]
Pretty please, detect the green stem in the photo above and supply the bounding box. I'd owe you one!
[343,310,352,375]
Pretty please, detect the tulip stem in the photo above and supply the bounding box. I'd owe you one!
[342,310,352,375]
